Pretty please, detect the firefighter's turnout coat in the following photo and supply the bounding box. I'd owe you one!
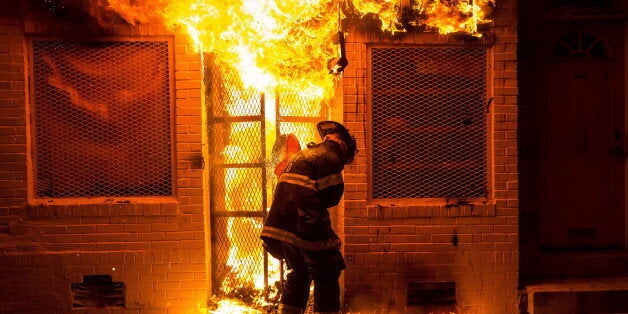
[261,140,345,259]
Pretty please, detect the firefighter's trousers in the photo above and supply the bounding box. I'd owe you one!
[278,244,345,314]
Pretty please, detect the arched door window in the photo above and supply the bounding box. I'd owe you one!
[548,29,613,61]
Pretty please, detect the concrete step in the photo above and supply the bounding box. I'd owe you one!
[524,277,628,314]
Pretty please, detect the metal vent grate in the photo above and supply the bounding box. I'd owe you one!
[407,281,456,306]
[31,40,173,198]
[370,47,487,199]
[71,275,124,309]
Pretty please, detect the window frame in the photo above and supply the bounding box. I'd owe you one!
[25,36,177,203]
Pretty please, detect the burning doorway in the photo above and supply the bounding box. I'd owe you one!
[204,55,334,309]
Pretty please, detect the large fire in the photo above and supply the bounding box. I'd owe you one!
[105,0,494,100]
[100,0,494,312]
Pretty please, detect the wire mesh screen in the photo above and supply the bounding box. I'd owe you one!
[276,89,325,152]
[215,167,264,212]
[278,122,318,150]
[206,60,270,299]
[30,40,172,198]
[211,121,263,164]
[277,90,326,117]
[370,47,488,199]
[212,216,267,299]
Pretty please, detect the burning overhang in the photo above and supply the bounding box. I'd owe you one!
[17,0,495,100]
[100,0,494,100]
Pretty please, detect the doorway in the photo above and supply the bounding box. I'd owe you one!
[538,25,625,250]
[204,56,329,301]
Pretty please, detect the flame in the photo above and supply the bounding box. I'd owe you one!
[415,0,494,36]
[206,298,263,314]
[350,0,404,33]
[105,0,494,100]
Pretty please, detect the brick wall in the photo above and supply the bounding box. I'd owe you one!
[340,0,519,312]
[0,5,207,313]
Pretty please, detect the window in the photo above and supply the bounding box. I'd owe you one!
[548,29,612,61]
[30,40,173,198]
[370,47,488,199]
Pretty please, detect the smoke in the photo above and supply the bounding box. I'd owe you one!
[0,0,134,33]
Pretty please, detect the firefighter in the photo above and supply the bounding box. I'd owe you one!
[261,121,357,314]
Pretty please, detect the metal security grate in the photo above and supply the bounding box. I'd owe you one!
[212,216,267,302]
[207,61,271,302]
[206,56,325,305]
[276,89,322,150]
[370,47,488,199]
[31,40,173,198]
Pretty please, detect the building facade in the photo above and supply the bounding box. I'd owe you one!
[0,0,626,313]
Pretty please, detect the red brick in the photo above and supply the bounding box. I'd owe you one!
[82,234,111,242]
[165,231,194,241]
[123,224,152,233]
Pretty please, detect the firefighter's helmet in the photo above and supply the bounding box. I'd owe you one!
[316,120,357,164]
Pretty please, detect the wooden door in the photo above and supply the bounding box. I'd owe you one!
[539,25,625,249]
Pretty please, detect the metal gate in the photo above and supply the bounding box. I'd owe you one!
[205,55,325,305]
